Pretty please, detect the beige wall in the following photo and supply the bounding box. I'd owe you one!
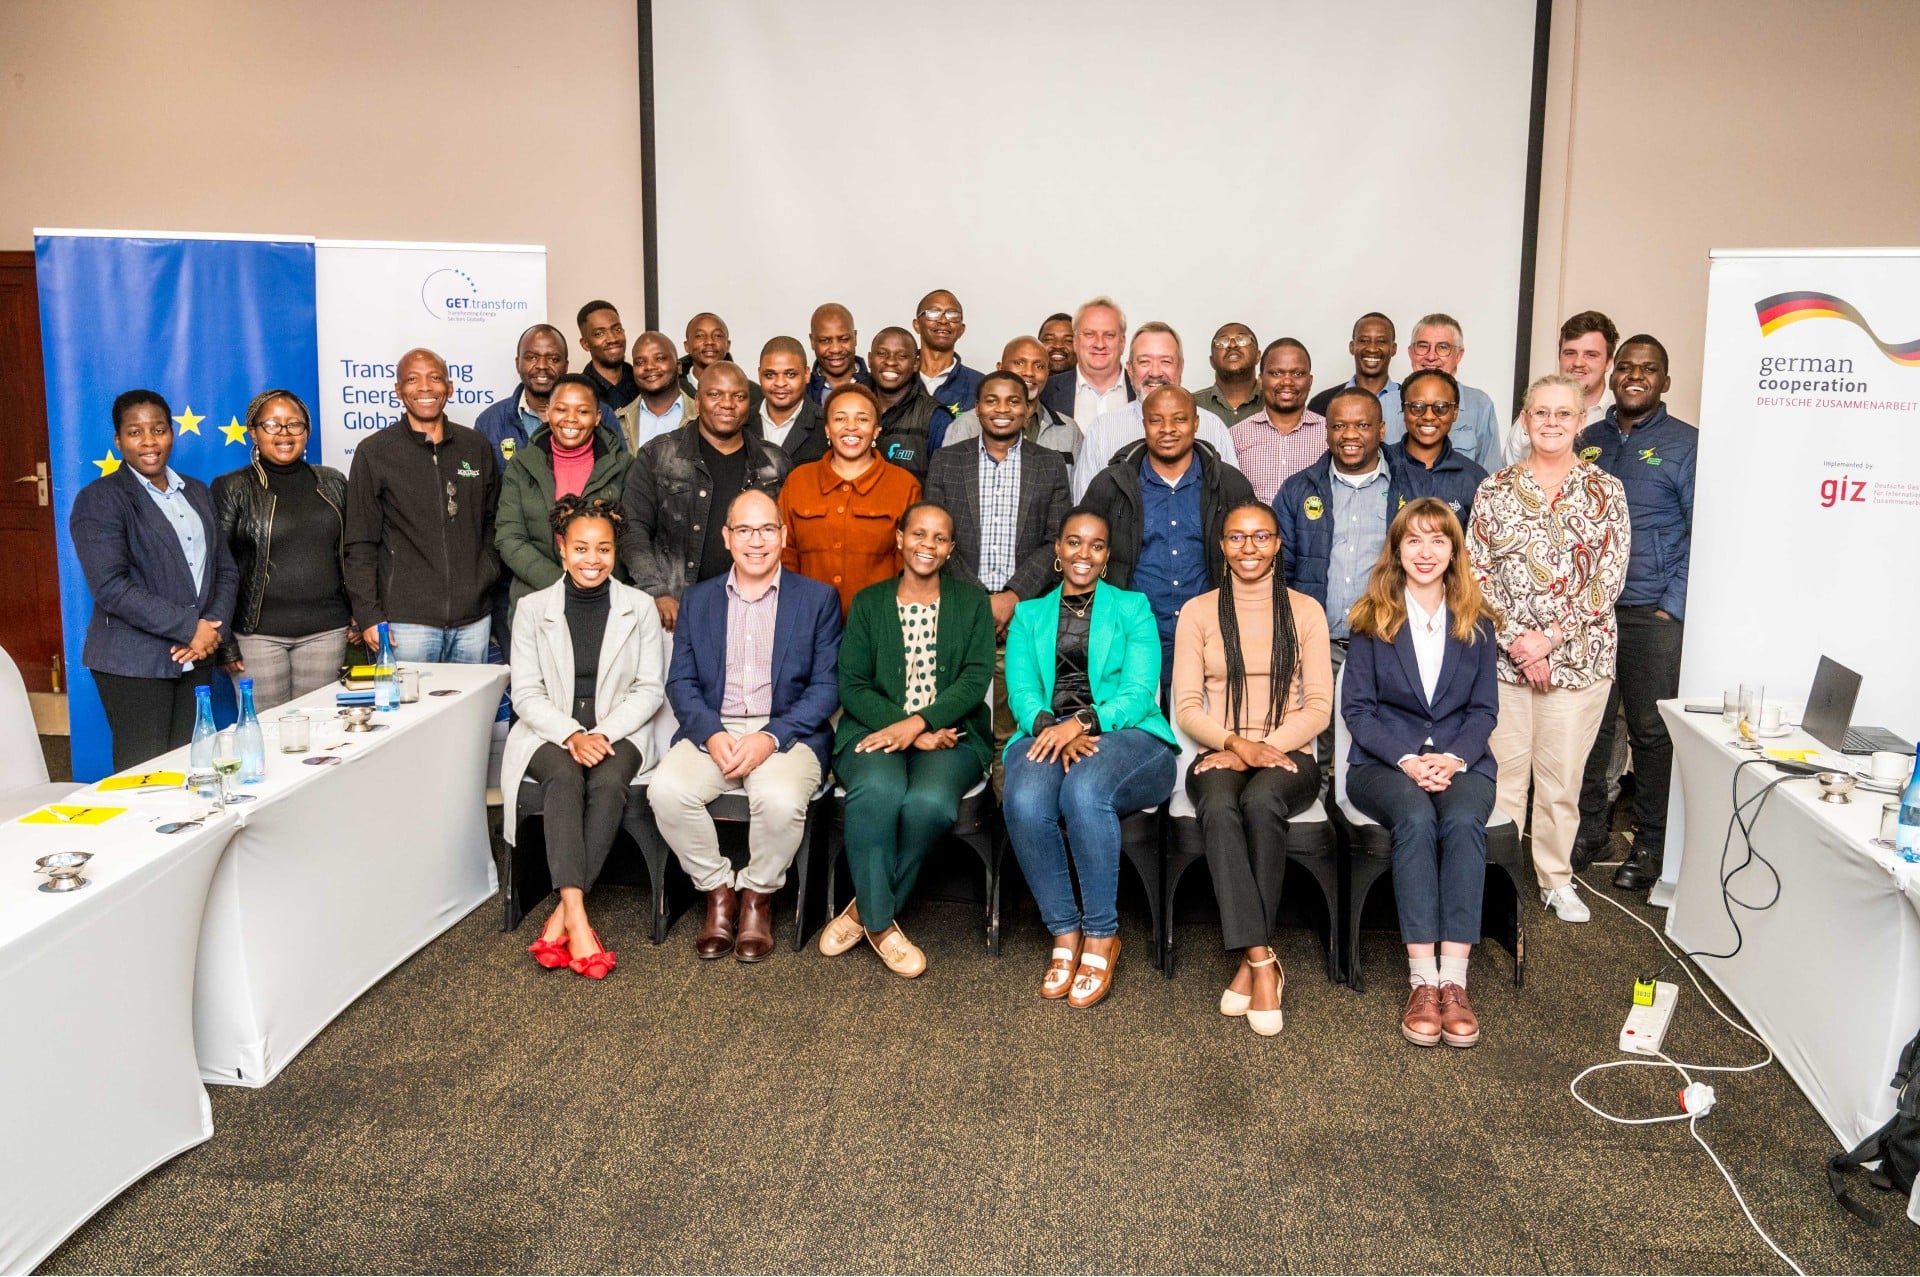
[0,0,645,348]
[1530,0,1920,424]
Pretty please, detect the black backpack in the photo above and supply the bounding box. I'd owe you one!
[1829,1027,1920,1222]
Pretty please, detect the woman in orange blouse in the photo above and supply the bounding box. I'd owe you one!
[779,383,923,616]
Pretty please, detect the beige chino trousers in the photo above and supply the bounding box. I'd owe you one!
[1489,678,1613,890]
[648,716,822,893]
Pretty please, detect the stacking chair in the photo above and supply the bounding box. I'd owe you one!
[0,647,77,822]
[823,778,1002,952]
[1327,662,1528,991]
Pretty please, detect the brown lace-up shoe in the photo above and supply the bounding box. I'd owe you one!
[1401,984,1442,1047]
[1437,982,1480,1047]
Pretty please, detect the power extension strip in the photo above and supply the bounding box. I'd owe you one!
[1620,980,1678,1054]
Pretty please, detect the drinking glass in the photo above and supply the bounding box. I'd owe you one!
[1738,684,1766,742]
[397,668,420,703]
[1721,687,1742,726]
[279,713,311,753]
[212,729,255,805]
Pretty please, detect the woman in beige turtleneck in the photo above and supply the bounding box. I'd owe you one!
[1171,502,1332,1036]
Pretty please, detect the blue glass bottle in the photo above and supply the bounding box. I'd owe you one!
[375,623,398,711]
[188,684,217,771]
[235,677,266,784]
[1897,742,1920,864]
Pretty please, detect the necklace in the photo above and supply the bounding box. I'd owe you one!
[1061,590,1093,619]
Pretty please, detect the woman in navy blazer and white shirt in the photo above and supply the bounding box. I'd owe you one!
[1342,497,1501,1050]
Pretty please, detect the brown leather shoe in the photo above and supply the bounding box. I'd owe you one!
[1438,982,1480,1048]
[1401,984,1442,1047]
[733,889,776,963]
[695,885,737,959]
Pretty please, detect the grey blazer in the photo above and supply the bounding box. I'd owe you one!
[923,439,1072,600]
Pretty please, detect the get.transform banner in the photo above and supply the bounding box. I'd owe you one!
[36,230,544,780]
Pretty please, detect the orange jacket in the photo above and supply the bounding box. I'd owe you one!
[778,455,921,616]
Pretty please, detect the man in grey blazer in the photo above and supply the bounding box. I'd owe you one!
[924,371,1072,779]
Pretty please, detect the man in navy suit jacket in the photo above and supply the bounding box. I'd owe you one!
[71,390,239,770]
[647,489,841,962]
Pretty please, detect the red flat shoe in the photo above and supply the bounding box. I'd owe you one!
[528,936,571,969]
[569,930,616,980]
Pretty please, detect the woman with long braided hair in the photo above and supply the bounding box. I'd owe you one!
[1171,501,1332,1036]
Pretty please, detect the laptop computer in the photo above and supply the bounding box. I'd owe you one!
[1800,656,1912,754]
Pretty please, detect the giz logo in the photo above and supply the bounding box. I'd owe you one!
[1819,476,1867,508]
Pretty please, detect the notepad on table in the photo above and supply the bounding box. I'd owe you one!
[20,805,126,826]
[96,771,185,791]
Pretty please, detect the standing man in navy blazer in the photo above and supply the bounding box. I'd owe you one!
[71,389,239,770]
[649,488,842,962]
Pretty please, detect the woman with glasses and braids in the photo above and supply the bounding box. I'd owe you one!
[212,388,352,709]
[1171,501,1332,1036]
[501,496,666,980]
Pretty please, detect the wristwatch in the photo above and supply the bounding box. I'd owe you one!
[1073,708,1101,737]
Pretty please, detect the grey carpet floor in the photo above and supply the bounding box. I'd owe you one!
[37,827,1920,1275]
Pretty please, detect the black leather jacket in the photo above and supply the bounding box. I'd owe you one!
[211,457,349,661]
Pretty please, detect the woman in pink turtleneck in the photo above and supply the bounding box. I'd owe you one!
[495,374,633,617]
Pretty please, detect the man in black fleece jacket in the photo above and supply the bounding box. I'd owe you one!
[343,347,501,663]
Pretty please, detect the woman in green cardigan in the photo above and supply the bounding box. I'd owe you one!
[495,374,632,613]
[1002,507,1177,1009]
[818,501,996,978]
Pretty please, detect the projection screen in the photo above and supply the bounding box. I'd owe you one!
[653,0,1541,415]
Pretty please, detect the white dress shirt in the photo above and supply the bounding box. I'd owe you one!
[1399,589,1460,764]
[1072,371,1131,429]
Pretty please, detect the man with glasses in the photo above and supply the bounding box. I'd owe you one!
[1191,322,1264,426]
[806,302,871,405]
[1228,337,1324,504]
[1403,314,1502,470]
[649,487,841,963]
[912,289,983,417]
[1072,322,1234,498]
[1574,335,1696,891]
[1039,313,1076,377]
[1508,310,1617,462]
[867,326,949,477]
[1307,312,1402,427]
[342,347,500,664]
[1388,367,1488,521]
[618,362,791,632]
[937,335,1081,458]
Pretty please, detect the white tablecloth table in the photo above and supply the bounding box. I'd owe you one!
[1663,700,1920,1152]
[190,662,507,1087]
[0,792,234,1274]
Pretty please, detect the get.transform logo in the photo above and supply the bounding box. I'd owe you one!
[420,267,531,323]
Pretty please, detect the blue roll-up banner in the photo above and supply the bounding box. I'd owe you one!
[37,232,320,782]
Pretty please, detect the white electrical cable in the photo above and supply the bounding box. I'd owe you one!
[1569,874,1805,1277]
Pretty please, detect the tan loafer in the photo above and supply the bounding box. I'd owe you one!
[867,924,926,978]
[819,900,864,956]
[1041,941,1081,999]
[1067,939,1121,1009]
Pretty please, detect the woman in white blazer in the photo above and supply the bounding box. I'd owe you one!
[503,496,665,979]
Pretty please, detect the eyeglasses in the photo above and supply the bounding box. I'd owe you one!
[1223,530,1276,548]
[728,523,781,541]
[1404,401,1457,418]
[254,420,309,436]
[1212,336,1255,351]
[1408,341,1458,357]
[918,308,963,322]
[1527,407,1579,424]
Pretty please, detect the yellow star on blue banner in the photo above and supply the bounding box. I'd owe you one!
[92,451,122,476]
[221,416,249,445]
[172,405,204,435]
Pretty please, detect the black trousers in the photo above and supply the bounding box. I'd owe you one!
[1187,752,1322,951]
[527,738,642,892]
[1578,605,1683,853]
[93,666,214,773]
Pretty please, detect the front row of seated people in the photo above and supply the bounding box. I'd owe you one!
[503,482,1514,1048]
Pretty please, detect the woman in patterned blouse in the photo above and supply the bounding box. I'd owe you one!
[1467,373,1629,925]
[820,502,996,977]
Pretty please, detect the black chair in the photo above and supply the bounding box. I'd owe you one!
[823,778,1005,953]
[1163,803,1341,983]
[1327,663,1529,992]
[500,776,674,940]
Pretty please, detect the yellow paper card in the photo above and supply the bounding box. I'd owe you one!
[96,771,185,791]
[1764,749,1817,763]
[20,805,125,826]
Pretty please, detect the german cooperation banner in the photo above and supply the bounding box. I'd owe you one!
[315,241,546,470]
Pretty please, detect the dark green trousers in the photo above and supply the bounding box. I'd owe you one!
[835,743,983,931]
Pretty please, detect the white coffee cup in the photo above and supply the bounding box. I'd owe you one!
[1756,702,1785,734]
[1870,750,1911,783]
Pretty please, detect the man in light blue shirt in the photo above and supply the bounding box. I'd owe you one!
[1403,313,1503,470]
[616,330,694,451]
[1307,312,1401,428]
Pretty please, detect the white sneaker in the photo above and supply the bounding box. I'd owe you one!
[1541,884,1591,923]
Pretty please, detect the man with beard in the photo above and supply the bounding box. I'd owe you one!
[756,335,823,460]
[937,335,1080,457]
[616,331,696,453]
[618,362,791,631]
[913,288,984,416]
[1307,312,1402,427]
[866,326,949,478]
[678,312,764,415]
[806,302,871,404]
[1228,337,1324,504]
[1191,322,1264,425]
[1072,323,1233,498]
[576,300,638,410]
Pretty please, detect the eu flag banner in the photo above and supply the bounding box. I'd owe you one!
[37,231,320,782]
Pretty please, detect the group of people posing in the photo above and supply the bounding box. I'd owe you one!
[72,291,1696,1049]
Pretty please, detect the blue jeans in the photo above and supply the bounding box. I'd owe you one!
[1002,727,1175,938]
[1348,762,1495,945]
[388,619,492,664]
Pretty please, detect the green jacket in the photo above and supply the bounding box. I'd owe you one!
[834,574,996,774]
[495,423,632,606]
[1003,580,1177,759]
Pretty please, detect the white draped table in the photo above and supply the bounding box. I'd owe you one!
[1663,701,1920,1154]
[0,790,234,1274]
[188,662,507,1086]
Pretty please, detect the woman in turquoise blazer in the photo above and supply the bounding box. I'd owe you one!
[1002,507,1177,1009]
[819,502,996,978]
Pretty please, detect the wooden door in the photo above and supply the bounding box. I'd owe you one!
[0,252,64,691]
